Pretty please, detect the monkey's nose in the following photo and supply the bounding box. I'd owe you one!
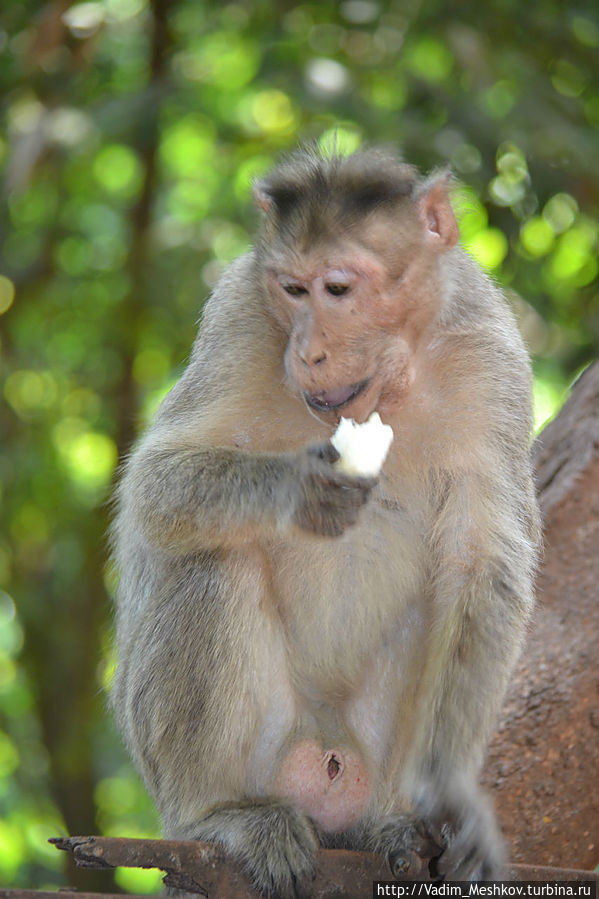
[301,350,327,367]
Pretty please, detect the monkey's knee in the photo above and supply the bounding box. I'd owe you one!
[274,738,370,832]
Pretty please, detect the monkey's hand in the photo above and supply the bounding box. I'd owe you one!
[292,443,377,537]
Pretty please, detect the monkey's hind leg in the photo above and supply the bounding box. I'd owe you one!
[121,556,318,898]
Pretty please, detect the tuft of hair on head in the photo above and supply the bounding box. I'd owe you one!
[253,145,420,243]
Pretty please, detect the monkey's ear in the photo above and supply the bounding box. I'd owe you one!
[417,172,459,251]
[253,179,299,217]
[253,181,274,214]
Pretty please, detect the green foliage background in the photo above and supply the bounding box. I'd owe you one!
[0,0,597,891]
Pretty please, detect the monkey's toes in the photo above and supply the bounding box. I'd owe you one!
[431,836,504,882]
[242,805,318,899]
[429,815,505,882]
[389,848,425,878]
[189,801,317,899]
[368,813,443,880]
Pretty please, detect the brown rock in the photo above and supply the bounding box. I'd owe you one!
[483,361,599,870]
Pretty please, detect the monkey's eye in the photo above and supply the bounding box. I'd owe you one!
[283,284,308,297]
[326,283,349,297]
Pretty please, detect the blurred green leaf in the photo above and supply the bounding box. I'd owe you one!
[93,145,143,198]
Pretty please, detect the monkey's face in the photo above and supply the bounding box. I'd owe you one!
[265,243,418,424]
[258,167,460,424]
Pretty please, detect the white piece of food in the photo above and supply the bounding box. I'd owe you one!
[330,412,394,477]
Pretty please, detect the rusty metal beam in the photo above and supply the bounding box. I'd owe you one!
[45,835,599,898]
[50,835,392,896]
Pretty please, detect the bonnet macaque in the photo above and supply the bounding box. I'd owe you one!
[111,148,539,896]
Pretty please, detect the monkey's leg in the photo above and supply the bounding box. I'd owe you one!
[395,477,536,881]
[355,641,506,882]
[113,554,319,899]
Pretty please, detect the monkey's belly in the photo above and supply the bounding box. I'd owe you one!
[274,739,370,832]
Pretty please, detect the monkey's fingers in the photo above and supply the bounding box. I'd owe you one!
[307,442,341,465]
[389,848,423,878]
[320,482,374,510]
[294,499,344,537]
[312,504,358,537]
[319,475,378,505]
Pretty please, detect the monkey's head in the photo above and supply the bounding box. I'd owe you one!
[254,148,459,423]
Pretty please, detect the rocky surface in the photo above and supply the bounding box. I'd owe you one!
[484,362,599,870]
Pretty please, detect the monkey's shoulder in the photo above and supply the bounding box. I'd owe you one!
[192,252,278,359]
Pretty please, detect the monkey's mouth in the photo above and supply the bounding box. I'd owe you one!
[305,379,370,412]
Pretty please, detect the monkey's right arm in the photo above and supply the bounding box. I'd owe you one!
[118,435,375,552]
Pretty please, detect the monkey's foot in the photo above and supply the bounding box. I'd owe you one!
[428,793,506,882]
[187,799,318,898]
[365,813,443,878]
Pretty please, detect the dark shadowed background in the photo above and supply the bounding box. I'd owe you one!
[0,0,598,891]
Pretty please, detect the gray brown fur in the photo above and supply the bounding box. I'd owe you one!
[110,147,540,896]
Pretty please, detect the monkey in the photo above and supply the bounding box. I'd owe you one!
[110,147,540,897]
